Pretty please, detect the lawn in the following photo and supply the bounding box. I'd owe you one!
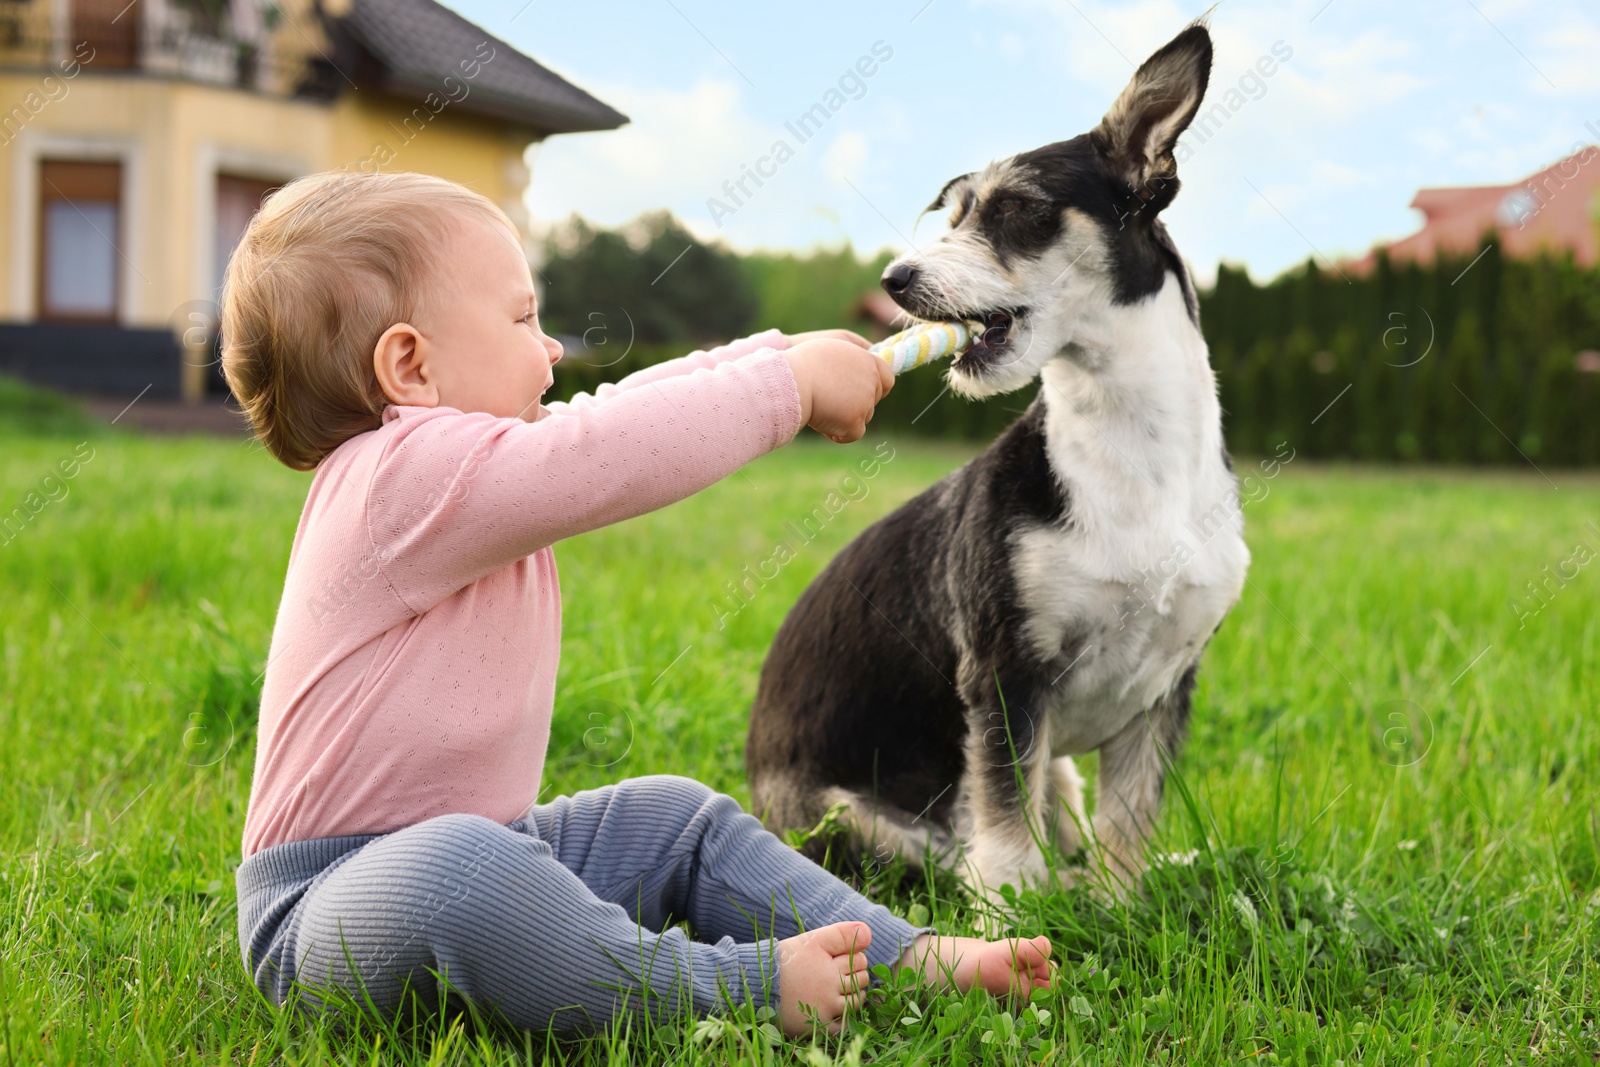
[1,401,1597,1065]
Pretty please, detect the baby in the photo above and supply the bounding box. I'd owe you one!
[223,169,1052,1037]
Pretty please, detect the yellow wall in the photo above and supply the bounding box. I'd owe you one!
[0,66,536,397]
[330,94,533,231]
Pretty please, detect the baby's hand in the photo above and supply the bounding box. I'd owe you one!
[783,337,894,443]
[786,328,872,350]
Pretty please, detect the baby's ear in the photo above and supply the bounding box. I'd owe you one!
[1092,22,1212,215]
[372,323,434,407]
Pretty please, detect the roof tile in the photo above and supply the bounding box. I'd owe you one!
[339,0,628,134]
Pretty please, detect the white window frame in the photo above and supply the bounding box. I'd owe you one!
[8,130,144,325]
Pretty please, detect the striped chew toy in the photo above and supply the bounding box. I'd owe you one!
[868,321,973,375]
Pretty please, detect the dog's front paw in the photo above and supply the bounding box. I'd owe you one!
[968,882,1026,938]
[1057,849,1144,901]
[1049,756,1090,856]
[1055,864,1091,892]
[1055,864,1132,901]
[960,846,1052,935]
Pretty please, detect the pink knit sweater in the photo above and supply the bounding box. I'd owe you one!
[241,330,800,857]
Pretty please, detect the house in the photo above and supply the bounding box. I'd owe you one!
[1354,146,1600,273]
[0,0,625,402]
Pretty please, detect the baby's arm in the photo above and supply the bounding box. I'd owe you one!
[363,333,889,614]
[545,329,789,416]
[366,349,804,613]
[546,329,873,416]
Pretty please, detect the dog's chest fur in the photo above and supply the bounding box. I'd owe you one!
[1009,280,1250,754]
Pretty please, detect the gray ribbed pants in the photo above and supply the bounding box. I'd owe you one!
[236,775,927,1033]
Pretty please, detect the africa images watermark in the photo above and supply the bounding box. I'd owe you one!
[1181,40,1294,159]
[0,41,97,147]
[1509,519,1599,630]
[306,435,500,627]
[1497,127,1600,232]
[1117,40,1294,230]
[710,440,896,628]
[1,442,96,548]
[1114,441,1296,629]
[706,40,895,227]
[356,40,497,172]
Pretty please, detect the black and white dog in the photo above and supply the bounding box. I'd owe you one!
[746,22,1249,905]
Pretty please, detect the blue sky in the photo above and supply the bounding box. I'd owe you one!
[443,0,1600,284]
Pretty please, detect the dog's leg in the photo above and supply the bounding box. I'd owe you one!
[1081,665,1196,896]
[817,786,955,870]
[1048,755,1089,856]
[955,666,1054,928]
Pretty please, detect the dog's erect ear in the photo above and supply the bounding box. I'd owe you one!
[1093,22,1212,213]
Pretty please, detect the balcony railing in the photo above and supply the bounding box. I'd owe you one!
[0,11,329,97]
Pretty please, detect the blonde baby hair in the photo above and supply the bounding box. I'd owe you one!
[220,169,518,470]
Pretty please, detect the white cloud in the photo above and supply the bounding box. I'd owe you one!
[1246,181,1309,219]
[822,130,870,186]
[972,0,1189,99]
[525,72,903,252]
[526,76,789,244]
[1308,160,1375,188]
[1533,22,1600,94]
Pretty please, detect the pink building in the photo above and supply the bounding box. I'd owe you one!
[1356,146,1600,272]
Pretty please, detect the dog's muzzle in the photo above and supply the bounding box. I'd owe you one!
[958,310,1022,370]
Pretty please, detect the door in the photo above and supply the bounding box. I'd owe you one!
[210,173,280,392]
[214,173,278,293]
[72,0,139,70]
[37,159,123,324]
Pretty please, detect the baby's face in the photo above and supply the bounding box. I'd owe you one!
[419,214,563,422]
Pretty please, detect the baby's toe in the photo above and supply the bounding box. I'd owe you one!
[1017,935,1053,967]
[817,920,874,958]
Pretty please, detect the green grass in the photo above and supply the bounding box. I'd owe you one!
[1,413,1598,1065]
[0,375,105,438]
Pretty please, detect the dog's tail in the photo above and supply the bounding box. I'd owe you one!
[754,776,958,874]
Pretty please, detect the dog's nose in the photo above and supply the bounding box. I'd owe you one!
[881,262,919,296]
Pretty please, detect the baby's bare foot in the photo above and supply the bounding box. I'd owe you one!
[776,921,873,1036]
[897,934,1054,997]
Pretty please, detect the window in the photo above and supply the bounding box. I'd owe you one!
[37,159,123,323]
[214,173,279,294]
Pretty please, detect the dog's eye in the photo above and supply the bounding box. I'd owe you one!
[992,197,1024,218]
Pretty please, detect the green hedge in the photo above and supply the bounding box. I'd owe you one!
[1205,239,1600,465]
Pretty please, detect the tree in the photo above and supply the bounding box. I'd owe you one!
[539,211,758,346]
[742,245,895,336]
[1313,327,1360,458]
